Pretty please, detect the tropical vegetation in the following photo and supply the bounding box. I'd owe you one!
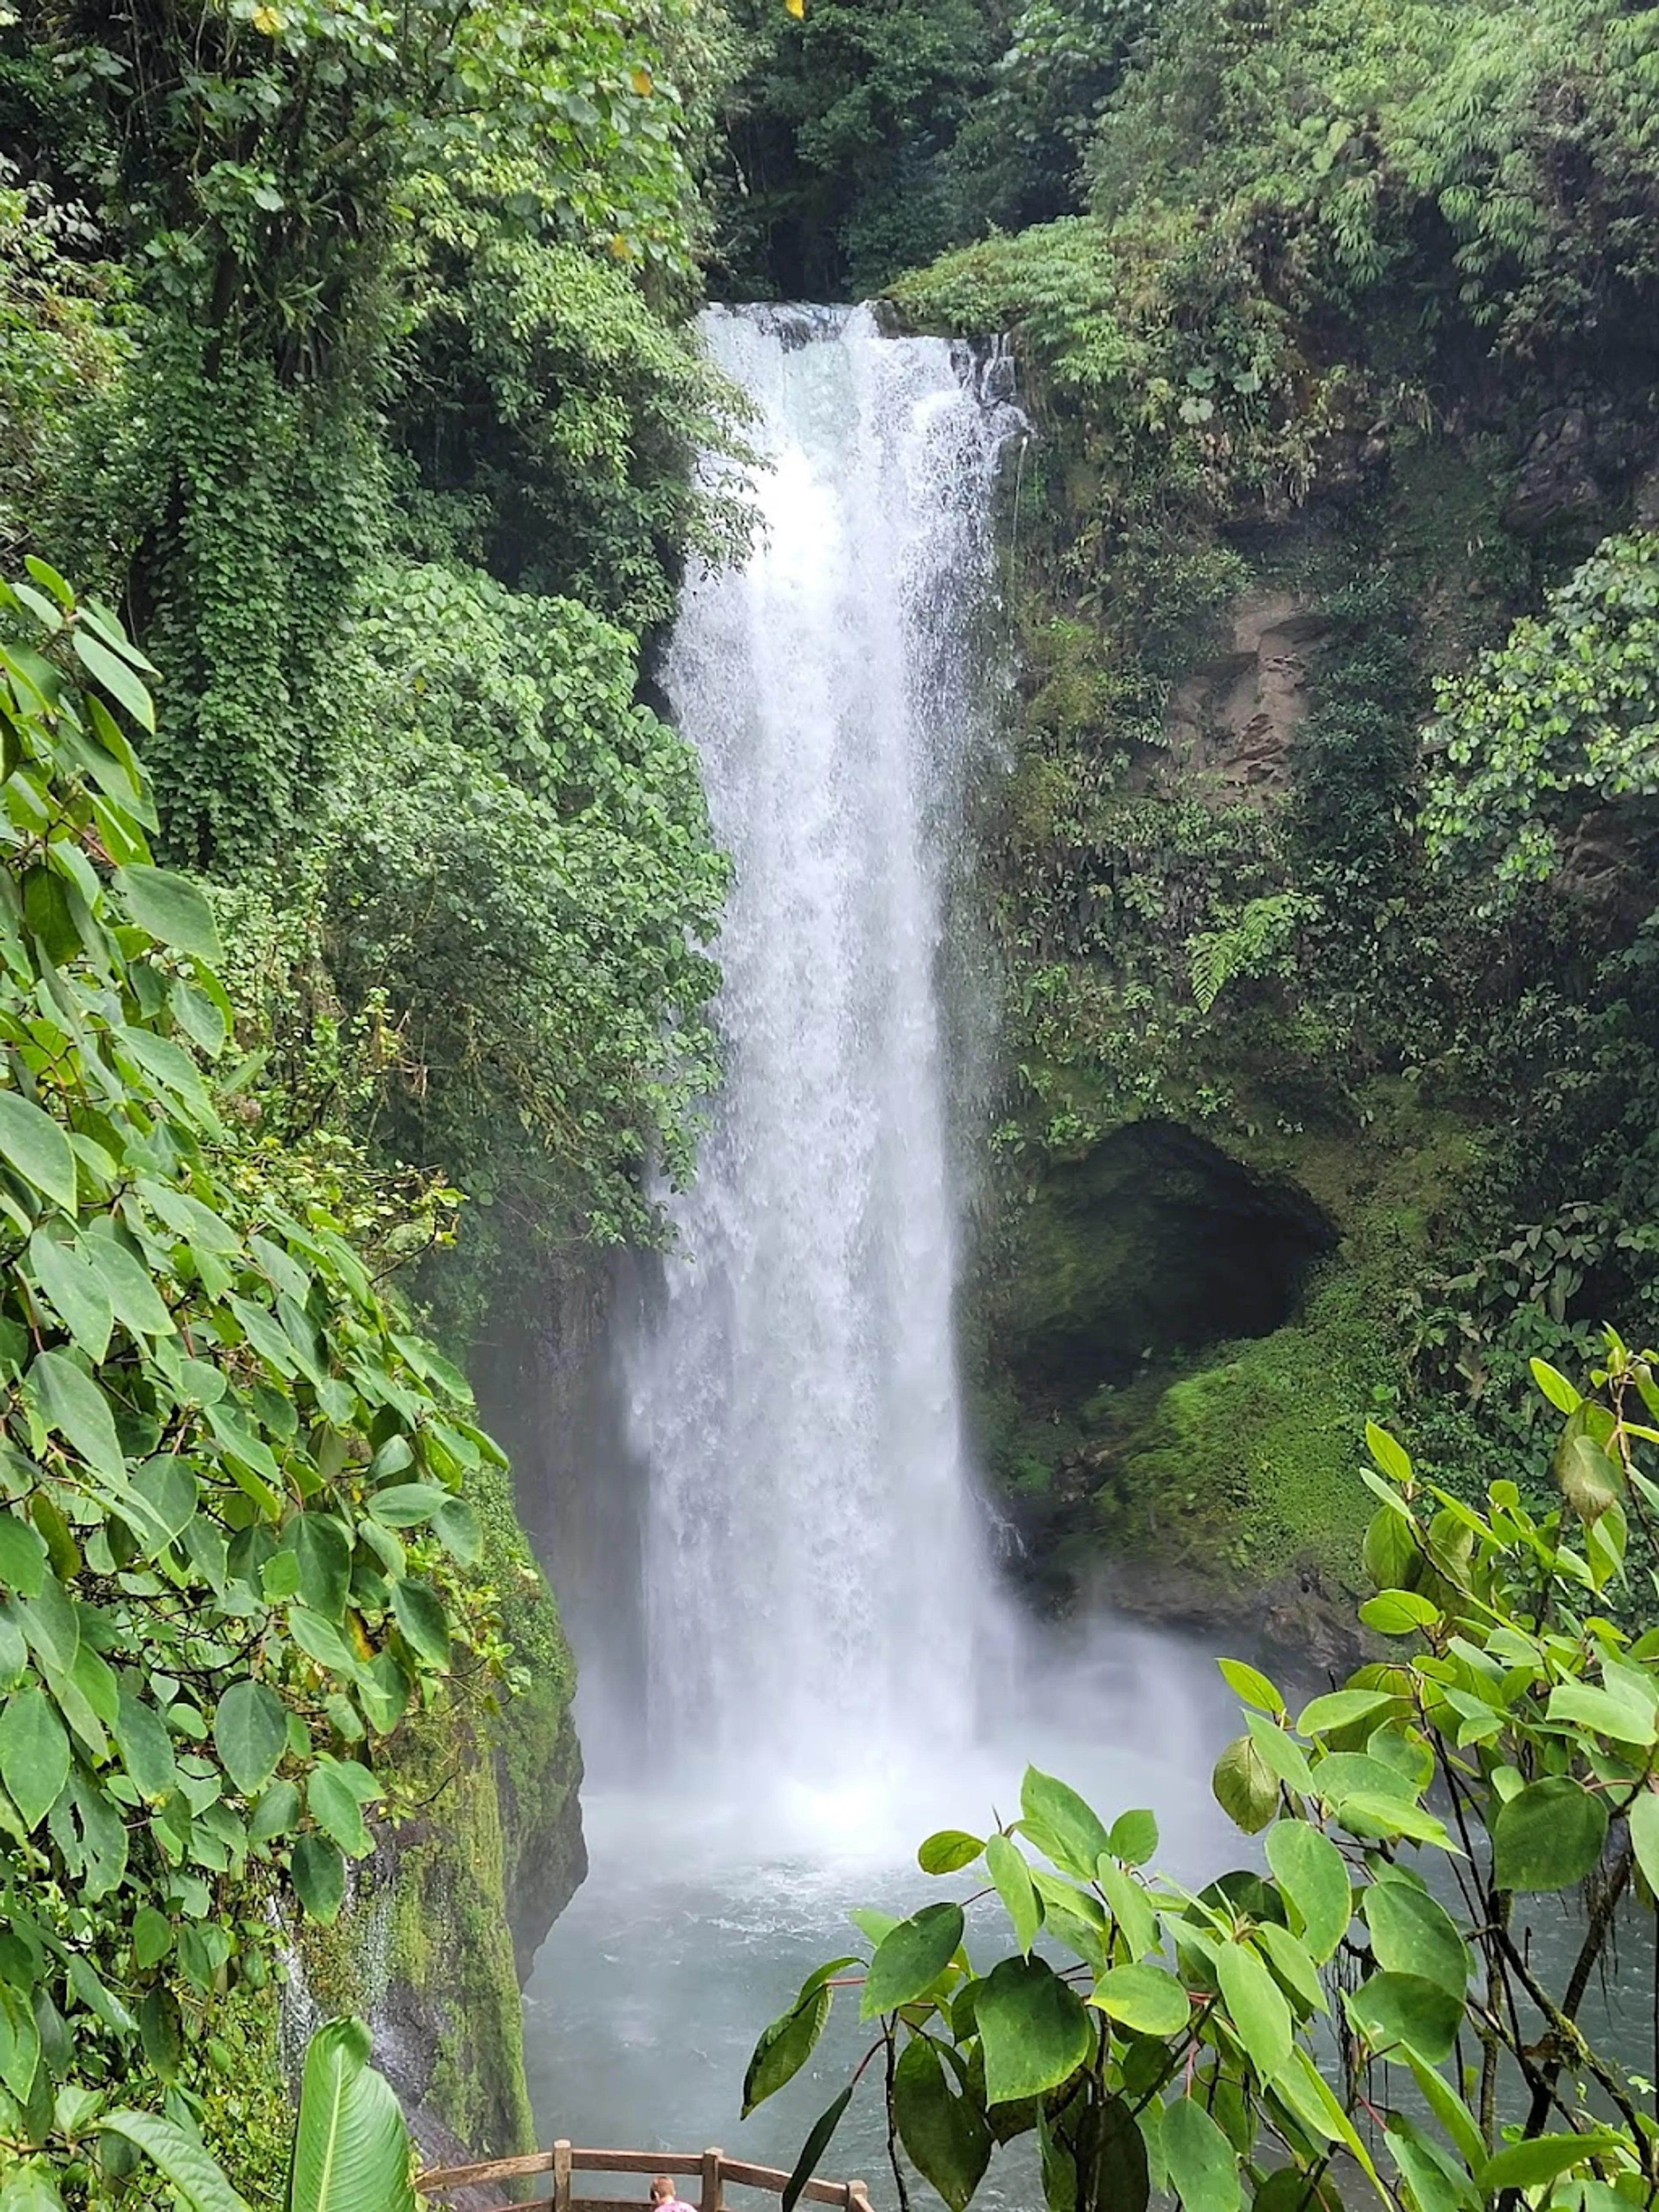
[751,1357,1659,2212]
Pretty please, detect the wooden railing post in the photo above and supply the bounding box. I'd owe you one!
[554,2139,573,2212]
[702,2148,724,2212]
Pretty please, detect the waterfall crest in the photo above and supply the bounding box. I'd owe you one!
[625,303,1015,1798]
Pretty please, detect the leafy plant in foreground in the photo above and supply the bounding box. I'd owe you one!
[0,563,512,2202]
[751,1344,1659,2212]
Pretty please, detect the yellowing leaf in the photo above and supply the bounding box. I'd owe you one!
[631,66,654,94]
[785,0,806,19]
[607,233,634,260]
[252,5,284,29]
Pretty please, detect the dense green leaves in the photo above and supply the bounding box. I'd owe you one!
[751,1391,1659,2212]
[0,583,520,2200]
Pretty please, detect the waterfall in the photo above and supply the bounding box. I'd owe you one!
[625,303,1016,1802]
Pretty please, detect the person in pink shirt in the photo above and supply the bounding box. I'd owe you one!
[650,2177,696,2212]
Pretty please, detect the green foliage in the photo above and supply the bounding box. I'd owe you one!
[714,0,1002,297]
[321,561,727,1277]
[25,0,741,867]
[0,575,516,2198]
[1188,894,1318,1015]
[0,169,128,568]
[286,2018,413,2212]
[751,1354,1659,2212]
[395,156,750,637]
[946,0,1155,233]
[1425,531,1659,895]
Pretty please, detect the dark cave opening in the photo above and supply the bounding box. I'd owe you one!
[1000,1119,1339,1398]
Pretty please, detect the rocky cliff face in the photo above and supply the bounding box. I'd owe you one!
[945,294,1659,1620]
[295,1455,585,2160]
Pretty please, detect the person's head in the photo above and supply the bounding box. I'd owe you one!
[651,2181,676,2204]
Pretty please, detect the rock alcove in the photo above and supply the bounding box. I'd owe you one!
[1000,1119,1337,1399]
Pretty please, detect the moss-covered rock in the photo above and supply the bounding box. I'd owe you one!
[973,1081,1483,1608]
[293,1460,584,2158]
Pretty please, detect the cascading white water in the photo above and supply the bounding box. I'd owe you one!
[624,303,1017,1798]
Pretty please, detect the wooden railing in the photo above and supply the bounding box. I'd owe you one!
[417,2143,876,2212]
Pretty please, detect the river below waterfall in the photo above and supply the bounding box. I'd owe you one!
[525,1620,1246,2190]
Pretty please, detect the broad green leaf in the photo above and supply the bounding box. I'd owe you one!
[133,1907,172,1970]
[985,1833,1043,1954]
[27,1350,124,1481]
[1629,1790,1659,1897]
[861,1901,963,2017]
[892,2034,992,2212]
[1108,1808,1158,1865]
[976,1954,1092,2104]
[1212,1734,1278,1833]
[1366,1422,1412,1486]
[113,866,222,960]
[287,1608,363,1680]
[1345,1970,1462,2062]
[1253,1919,1326,2013]
[1546,1679,1657,1747]
[1090,1963,1189,2035]
[28,1233,112,1363]
[366,1483,448,1528]
[1296,1689,1397,1737]
[114,1690,178,1801]
[1217,1657,1284,1715]
[1491,1776,1608,1893]
[0,1689,69,1830]
[743,1958,855,2115]
[1402,2052,1487,2174]
[84,1230,175,1337]
[213,1680,288,1797]
[283,1516,351,1622]
[1384,2113,1477,2212]
[1530,1358,1582,1414]
[291,1833,346,1924]
[1357,1590,1440,1636]
[306,1761,376,1859]
[16,1572,77,1674]
[0,1515,45,1599]
[1162,2095,1240,2212]
[250,1779,302,1845]
[431,1497,481,1565]
[391,1579,450,1668]
[1336,1794,1456,1849]
[70,633,155,732]
[1021,1765,1112,1877]
[1267,1824,1351,1963]
[918,1828,983,1875]
[1478,2135,1626,2195]
[1364,1507,1422,1591]
[1363,1878,1469,1996]
[1096,1856,1158,1961]
[0,1091,77,1214]
[1245,1711,1315,1797]
[1215,1937,1291,2077]
[131,1457,198,1549]
[139,1986,184,2081]
[0,1982,41,2105]
[285,2018,413,2212]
